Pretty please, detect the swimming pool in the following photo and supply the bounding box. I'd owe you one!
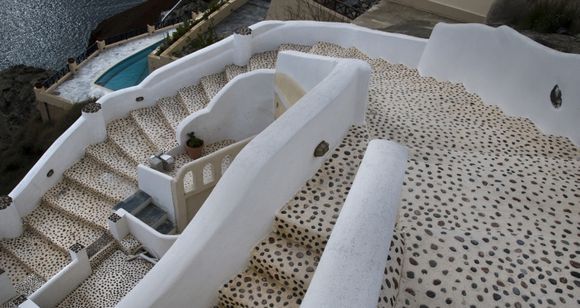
[95,40,162,90]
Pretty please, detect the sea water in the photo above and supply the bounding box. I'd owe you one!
[0,0,144,70]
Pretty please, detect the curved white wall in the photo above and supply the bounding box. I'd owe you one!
[118,54,371,308]
[419,23,580,146]
[9,21,427,226]
[301,140,408,308]
[176,70,276,146]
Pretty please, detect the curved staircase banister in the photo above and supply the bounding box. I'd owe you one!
[301,139,408,308]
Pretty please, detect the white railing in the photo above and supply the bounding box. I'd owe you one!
[419,23,580,145]
[172,138,252,231]
[28,245,91,308]
[176,70,276,147]
[108,209,178,259]
[7,21,426,237]
[118,51,371,308]
[7,19,578,306]
[301,140,408,308]
[4,109,106,239]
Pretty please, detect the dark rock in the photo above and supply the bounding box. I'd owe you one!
[520,30,580,54]
[382,20,440,39]
[486,0,536,26]
[0,65,51,148]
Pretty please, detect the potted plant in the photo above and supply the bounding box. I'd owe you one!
[185,132,204,159]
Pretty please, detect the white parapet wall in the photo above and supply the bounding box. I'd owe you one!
[301,139,408,308]
[8,21,427,231]
[419,23,580,146]
[8,106,107,223]
[108,209,178,259]
[118,52,371,307]
[28,244,91,308]
[176,70,276,146]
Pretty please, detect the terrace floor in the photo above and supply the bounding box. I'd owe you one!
[54,29,173,103]
[175,0,271,58]
[353,0,455,38]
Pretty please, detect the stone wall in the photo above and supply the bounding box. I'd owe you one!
[267,0,350,22]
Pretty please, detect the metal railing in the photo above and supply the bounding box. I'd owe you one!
[105,26,148,45]
[40,19,184,89]
[41,65,70,89]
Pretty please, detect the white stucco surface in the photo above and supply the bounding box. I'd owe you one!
[118,52,371,308]
[419,23,580,146]
[176,70,276,146]
[29,248,91,308]
[301,139,408,308]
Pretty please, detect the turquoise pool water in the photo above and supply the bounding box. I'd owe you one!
[95,41,162,91]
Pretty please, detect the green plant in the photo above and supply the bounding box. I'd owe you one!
[156,19,196,55]
[186,132,204,148]
[519,0,580,33]
[155,0,229,56]
[189,25,221,52]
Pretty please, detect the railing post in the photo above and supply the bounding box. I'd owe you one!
[96,40,106,51]
[147,24,155,35]
[0,268,17,304]
[232,26,252,66]
[0,196,23,239]
[108,212,129,241]
[33,83,50,123]
[81,102,107,144]
[67,58,78,74]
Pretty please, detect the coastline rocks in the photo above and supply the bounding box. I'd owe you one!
[521,30,580,54]
[486,0,535,26]
[89,0,180,44]
[0,65,51,141]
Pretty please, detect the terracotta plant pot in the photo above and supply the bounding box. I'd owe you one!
[186,145,203,159]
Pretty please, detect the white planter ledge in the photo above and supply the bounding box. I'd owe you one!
[301,139,408,308]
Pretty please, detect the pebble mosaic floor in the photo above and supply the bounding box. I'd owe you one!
[216,43,580,308]
[0,47,264,305]
[1,41,578,307]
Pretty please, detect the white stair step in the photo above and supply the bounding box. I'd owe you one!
[248,50,278,71]
[64,157,138,202]
[249,235,320,296]
[200,72,228,99]
[43,180,114,230]
[224,64,247,81]
[106,117,158,163]
[56,250,153,308]
[85,140,138,182]
[131,106,178,152]
[0,228,69,281]
[157,95,189,131]
[177,83,209,114]
[24,204,104,252]
[217,267,301,308]
[279,43,311,53]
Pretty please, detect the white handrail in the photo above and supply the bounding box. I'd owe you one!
[301,140,408,308]
[172,137,252,231]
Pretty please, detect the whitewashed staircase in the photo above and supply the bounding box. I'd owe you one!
[0,43,311,306]
[215,43,580,308]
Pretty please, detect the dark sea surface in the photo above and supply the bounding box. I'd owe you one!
[0,0,144,70]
